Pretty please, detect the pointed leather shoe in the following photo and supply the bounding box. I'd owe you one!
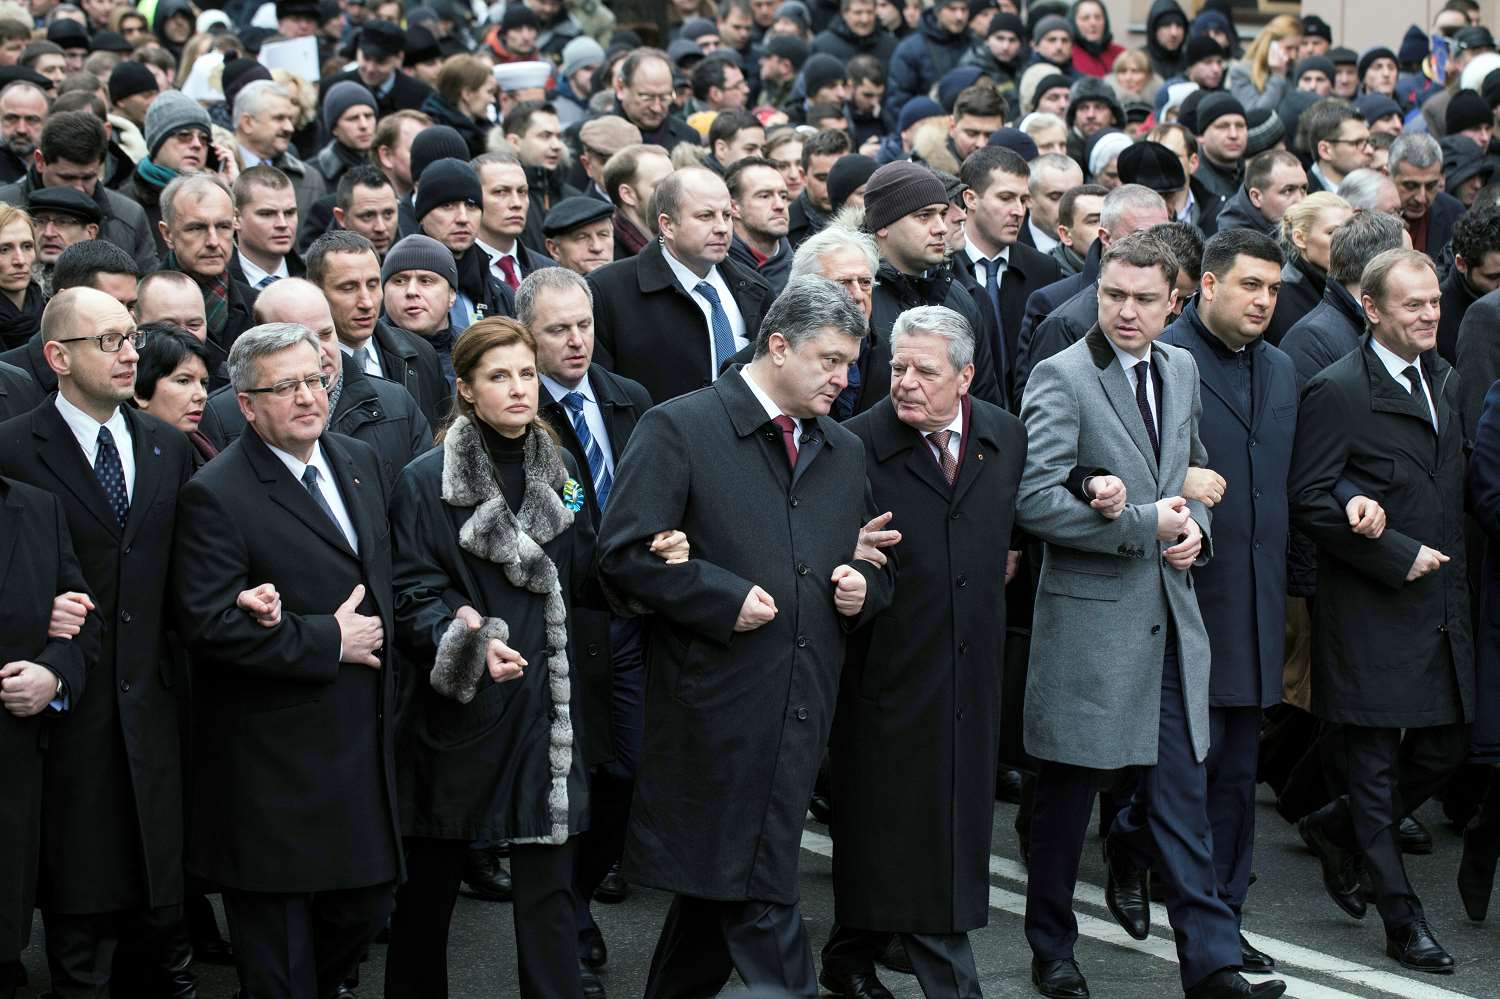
[1103,839,1151,940]
[1398,815,1433,855]
[1458,816,1500,922]
[1239,934,1276,973]
[1297,815,1365,919]
[1031,958,1089,999]
[580,926,608,969]
[819,969,895,999]
[580,963,606,999]
[1184,969,1286,999]
[876,935,914,975]
[594,863,629,903]
[1385,919,1455,974]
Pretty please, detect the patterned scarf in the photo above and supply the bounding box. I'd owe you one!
[164,250,230,342]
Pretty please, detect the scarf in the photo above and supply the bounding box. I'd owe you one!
[187,430,219,463]
[454,244,492,308]
[164,250,231,343]
[612,210,649,256]
[0,281,45,349]
[136,156,180,191]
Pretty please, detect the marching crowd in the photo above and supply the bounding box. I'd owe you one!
[4,0,1500,998]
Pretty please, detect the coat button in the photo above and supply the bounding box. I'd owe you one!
[120,610,132,623]
[796,562,809,576]
[950,511,959,520]
[795,707,808,720]
[586,642,601,656]
[1254,540,1262,550]
[789,497,799,508]
[956,574,968,587]
[956,708,965,721]
[124,544,132,554]
[1252,489,1261,499]
[959,641,968,655]
[1151,624,1161,634]
[796,635,808,648]
[1248,438,1257,447]
[1438,624,1448,633]
[120,680,130,692]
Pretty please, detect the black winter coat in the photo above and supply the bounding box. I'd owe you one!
[420,92,492,158]
[372,319,454,428]
[1279,278,1365,387]
[1213,185,1274,235]
[1290,338,1474,728]
[1438,266,1480,366]
[866,262,1002,414]
[812,17,898,64]
[1266,257,1325,347]
[834,396,1024,932]
[0,359,40,420]
[1464,378,1500,762]
[0,336,50,395]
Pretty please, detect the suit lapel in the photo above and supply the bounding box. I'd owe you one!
[120,409,164,549]
[1099,361,1160,477]
[34,403,122,538]
[950,396,991,508]
[1152,344,1187,453]
[589,368,635,455]
[325,436,391,623]
[246,430,359,560]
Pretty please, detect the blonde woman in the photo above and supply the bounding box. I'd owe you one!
[0,204,40,348]
[1109,48,1161,105]
[1228,14,1303,113]
[1268,191,1350,344]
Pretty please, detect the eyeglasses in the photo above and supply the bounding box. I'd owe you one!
[243,373,331,398]
[629,90,674,106]
[1329,136,1372,149]
[55,330,147,353]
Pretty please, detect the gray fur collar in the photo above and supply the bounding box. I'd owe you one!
[441,413,575,560]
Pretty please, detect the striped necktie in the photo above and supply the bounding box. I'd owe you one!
[562,391,611,509]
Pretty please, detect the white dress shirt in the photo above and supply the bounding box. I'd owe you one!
[340,340,386,379]
[963,237,1010,290]
[1369,337,1438,429]
[741,365,801,441]
[238,252,289,289]
[662,247,748,375]
[923,407,964,466]
[1027,218,1059,254]
[55,393,135,500]
[542,372,615,476]
[264,439,360,553]
[1109,338,1158,430]
[476,238,522,289]
[238,145,267,169]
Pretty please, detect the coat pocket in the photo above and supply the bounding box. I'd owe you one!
[1041,566,1122,601]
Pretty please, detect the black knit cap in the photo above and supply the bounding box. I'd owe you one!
[862,161,950,233]
[1292,56,1335,84]
[1117,141,1186,194]
[415,158,482,221]
[802,54,847,98]
[382,233,459,287]
[1357,47,1397,83]
[1178,89,1204,133]
[405,25,442,65]
[108,61,159,103]
[1301,14,1332,42]
[46,19,90,51]
[91,31,133,54]
[989,12,1024,37]
[1448,89,1492,132]
[357,19,406,59]
[411,126,471,183]
[222,58,273,108]
[1184,34,1226,67]
[988,126,1039,161]
[1194,91,1246,134]
[1244,108,1285,158]
[827,154,878,211]
[501,4,541,31]
[543,196,614,237]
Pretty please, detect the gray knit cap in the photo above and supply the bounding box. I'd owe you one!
[1032,14,1071,42]
[381,233,459,289]
[322,80,377,130]
[144,90,213,159]
[862,161,950,234]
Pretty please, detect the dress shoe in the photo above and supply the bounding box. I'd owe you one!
[876,935,914,975]
[594,862,629,903]
[192,936,235,966]
[1239,933,1276,973]
[1385,919,1455,973]
[580,926,608,969]
[1297,814,1366,919]
[996,766,1023,803]
[1103,838,1150,940]
[818,969,895,999]
[1398,815,1433,855]
[808,791,833,825]
[1031,958,1089,999]
[461,845,513,902]
[1184,969,1286,999]
[333,986,357,998]
[581,963,606,999]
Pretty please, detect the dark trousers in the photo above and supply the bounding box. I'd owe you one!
[222,881,393,999]
[0,960,17,999]
[1332,723,1467,931]
[643,895,817,999]
[1206,706,1261,914]
[43,904,182,999]
[1025,638,1239,989]
[822,926,981,998]
[386,836,578,999]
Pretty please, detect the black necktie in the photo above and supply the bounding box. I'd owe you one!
[1134,360,1159,460]
[94,425,129,527]
[1403,365,1434,427]
[302,465,342,532]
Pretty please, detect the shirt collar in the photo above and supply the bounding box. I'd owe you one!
[541,371,592,404]
[55,391,127,446]
[740,365,798,432]
[263,437,332,485]
[662,244,721,294]
[1368,335,1422,383]
[238,251,287,286]
[962,233,1009,269]
[1107,336,1151,369]
[1027,218,1058,250]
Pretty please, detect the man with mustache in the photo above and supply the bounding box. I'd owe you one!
[159,173,261,354]
[232,80,326,224]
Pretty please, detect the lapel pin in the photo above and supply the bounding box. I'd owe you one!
[153,445,160,456]
[976,452,984,460]
[353,477,361,486]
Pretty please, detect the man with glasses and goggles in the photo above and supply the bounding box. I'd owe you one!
[0,287,197,999]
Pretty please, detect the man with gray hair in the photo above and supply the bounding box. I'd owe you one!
[597,274,892,999]
[173,320,403,999]
[1336,168,1402,216]
[0,80,47,184]
[824,303,1027,999]
[1388,133,1465,265]
[1024,153,1084,255]
[160,173,261,352]
[232,79,326,221]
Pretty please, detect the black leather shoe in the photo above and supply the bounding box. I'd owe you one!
[818,969,895,999]
[808,791,833,825]
[581,963,606,999]
[996,766,1023,803]
[461,845,513,902]
[1297,815,1366,919]
[1239,934,1276,973]
[1385,919,1455,973]
[1103,838,1150,940]
[876,935,914,975]
[580,926,608,969]
[594,863,629,903]
[1184,969,1286,999]
[1398,815,1433,855]
[1031,958,1089,999]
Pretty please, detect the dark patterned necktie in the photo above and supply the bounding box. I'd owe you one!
[696,281,737,370]
[1134,360,1159,460]
[94,425,128,527]
[928,430,957,486]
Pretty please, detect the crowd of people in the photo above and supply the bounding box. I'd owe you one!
[3,0,1500,998]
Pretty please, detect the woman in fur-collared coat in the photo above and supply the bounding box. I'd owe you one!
[383,316,597,999]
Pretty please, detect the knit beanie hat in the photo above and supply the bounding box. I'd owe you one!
[1354,92,1402,124]
[1086,130,1132,180]
[1031,14,1071,43]
[411,126,471,185]
[144,91,213,159]
[382,233,459,288]
[1184,34,1226,67]
[1397,26,1428,65]
[322,80,377,130]
[501,3,541,31]
[561,36,605,80]
[108,61,159,104]
[1193,91,1246,134]
[988,126,1039,160]
[862,161,949,233]
[1244,108,1285,157]
[1448,89,1492,134]
[415,158,482,221]
[802,54,846,99]
[828,154,878,212]
[1292,56,1336,85]
[1357,47,1397,83]
[938,66,986,112]
[898,96,945,133]
[989,12,1025,38]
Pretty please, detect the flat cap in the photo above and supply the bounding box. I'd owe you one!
[578,115,642,156]
[358,19,407,59]
[29,186,102,226]
[544,196,614,237]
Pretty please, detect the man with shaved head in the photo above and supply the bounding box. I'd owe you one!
[587,166,772,402]
[160,174,260,352]
[195,278,432,489]
[0,287,197,999]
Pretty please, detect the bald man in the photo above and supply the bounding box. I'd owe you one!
[0,288,196,998]
[195,278,433,489]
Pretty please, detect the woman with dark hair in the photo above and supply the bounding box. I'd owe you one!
[421,55,499,158]
[132,323,217,467]
[1069,0,1124,76]
[0,205,43,350]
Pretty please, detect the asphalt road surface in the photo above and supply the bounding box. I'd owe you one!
[16,789,1500,998]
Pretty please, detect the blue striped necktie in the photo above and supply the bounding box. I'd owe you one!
[694,280,736,369]
[562,391,611,509]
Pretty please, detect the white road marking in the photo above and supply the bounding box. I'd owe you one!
[799,830,1482,999]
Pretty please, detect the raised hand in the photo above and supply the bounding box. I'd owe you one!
[856,511,902,568]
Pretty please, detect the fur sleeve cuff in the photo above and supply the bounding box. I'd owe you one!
[430,615,510,703]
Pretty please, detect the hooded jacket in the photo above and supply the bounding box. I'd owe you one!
[1145,0,1189,80]
[812,16,898,64]
[1070,0,1125,77]
[889,7,973,110]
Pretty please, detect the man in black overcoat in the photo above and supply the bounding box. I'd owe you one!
[0,288,195,998]
[589,166,771,403]
[520,266,655,990]
[0,359,39,419]
[596,276,893,997]
[823,303,1026,999]
[1290,249,1474,973]
[171,323,403,998]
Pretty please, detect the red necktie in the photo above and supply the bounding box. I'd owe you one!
[498,255,520,290]
[772,415,798,470]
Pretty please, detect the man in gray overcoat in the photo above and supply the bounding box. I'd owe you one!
[1015,231,1284,999]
